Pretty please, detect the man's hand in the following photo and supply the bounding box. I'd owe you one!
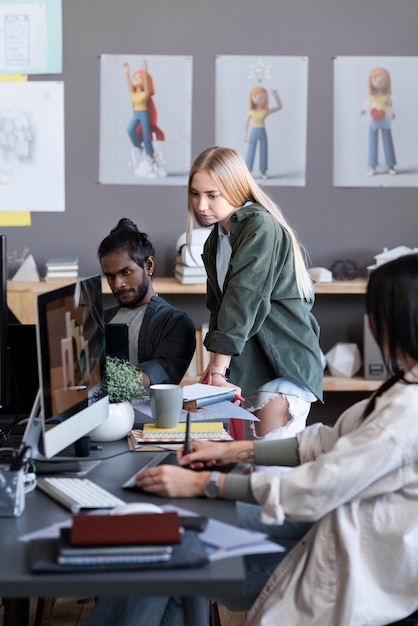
[177,440,255,469]
[135,465,210,497]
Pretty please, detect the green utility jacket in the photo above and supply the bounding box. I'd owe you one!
[201,203,323,400]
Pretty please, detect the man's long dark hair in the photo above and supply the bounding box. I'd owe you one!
[363,253,418,417]
[98,218,155,268]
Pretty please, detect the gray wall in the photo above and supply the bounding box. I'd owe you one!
[5,0,418,421]
[4,0,418,279]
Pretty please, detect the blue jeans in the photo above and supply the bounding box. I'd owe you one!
[127,110,154,157]
[368,126,396,168]
[245,127,268,173]
[85,503,312,625]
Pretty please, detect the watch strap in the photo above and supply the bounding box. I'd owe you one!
[211,366,230,380]
[203,471,221,499]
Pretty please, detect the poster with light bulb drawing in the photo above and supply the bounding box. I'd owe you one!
[333,56,418,188]
[215,55,308,187]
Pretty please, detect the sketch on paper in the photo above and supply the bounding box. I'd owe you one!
[0,1,62,75]
[0,108,34,169]
[215,55,308,187]
[0,81,65,212]
[334,56,418,188]
[0,3,45,72]
[99,54,192,186]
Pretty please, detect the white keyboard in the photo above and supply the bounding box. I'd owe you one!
[37,476,126,514]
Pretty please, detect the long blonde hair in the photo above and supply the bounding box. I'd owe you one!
[186,146,313,301]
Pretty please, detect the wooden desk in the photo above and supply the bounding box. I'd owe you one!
[0,441,244,626]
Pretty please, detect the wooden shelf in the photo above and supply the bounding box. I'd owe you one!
[7,276,374,393]
[323,375,381,392]
[313,278,367,294]
[6,277,207,325]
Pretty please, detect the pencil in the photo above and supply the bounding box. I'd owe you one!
[183,411,191,455]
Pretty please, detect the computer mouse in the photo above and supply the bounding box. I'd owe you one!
[111,502,163,515]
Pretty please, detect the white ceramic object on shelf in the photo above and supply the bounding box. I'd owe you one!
[89,401,135,442]
[326,342,362,378]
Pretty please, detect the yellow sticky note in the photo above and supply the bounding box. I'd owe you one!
[0,74,27,82]
[0,213,31,226]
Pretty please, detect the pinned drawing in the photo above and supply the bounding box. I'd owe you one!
[215,55,308,186]
[360,67,396,177]
[333,56,418,188]
[123,59,166,179]
[244,86,283,179]
[0,80,65,212]
[99,54,192,186]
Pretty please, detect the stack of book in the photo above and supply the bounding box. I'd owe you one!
[174,255,206,285]
[57,512,181,566]
[45,257,79,281]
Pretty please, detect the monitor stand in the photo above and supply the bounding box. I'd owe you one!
[21,390,101,477]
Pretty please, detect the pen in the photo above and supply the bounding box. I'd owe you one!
[183,411,191,456]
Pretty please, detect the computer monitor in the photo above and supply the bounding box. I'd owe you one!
[105,323,129,361]
[0,235,8,410]
[22,276,109,469]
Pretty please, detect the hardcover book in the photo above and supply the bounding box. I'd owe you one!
[70,511,182,546]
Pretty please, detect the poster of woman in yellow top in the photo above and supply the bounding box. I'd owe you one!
[360,67,396,177]
[99,54,192,185]
[123,59,165,177]
[333,56,418,187]
[244,86,282,179]
[215,55,308,187]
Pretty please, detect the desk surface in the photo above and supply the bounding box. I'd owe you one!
[0,441,244,601]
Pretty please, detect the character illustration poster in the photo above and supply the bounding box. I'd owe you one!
[334,56,418,188]
[215,55,308,187]
[99,54,192,185]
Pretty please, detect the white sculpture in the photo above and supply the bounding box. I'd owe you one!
[326,342,362,378]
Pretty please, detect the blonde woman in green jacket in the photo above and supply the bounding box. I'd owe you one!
[186,146,323,440]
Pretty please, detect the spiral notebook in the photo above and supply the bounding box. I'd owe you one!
[132,422,233,444]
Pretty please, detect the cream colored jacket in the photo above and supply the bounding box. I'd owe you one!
[247,365,418,626]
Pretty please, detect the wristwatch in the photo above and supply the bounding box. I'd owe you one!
[203,471,221,499]
[211,366,230,380]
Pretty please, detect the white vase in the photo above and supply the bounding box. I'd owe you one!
[89,401,135,442]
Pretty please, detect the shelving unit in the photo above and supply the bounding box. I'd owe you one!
[7,276,378,392]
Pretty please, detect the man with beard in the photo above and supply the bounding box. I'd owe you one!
[98,218,196,386]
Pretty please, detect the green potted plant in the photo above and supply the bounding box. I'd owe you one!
[89,356,146,442]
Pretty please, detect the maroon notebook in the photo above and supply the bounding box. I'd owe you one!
[70,512,181,546]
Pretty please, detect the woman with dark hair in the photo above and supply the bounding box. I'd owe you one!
[88,253,418,624]
[98,218,196,386]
